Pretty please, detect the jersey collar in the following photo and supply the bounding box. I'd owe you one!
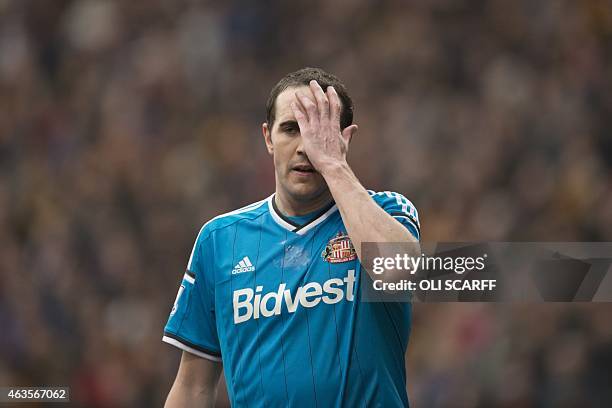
[267,194,338,235]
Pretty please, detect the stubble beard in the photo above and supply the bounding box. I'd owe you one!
[278,170,330,207]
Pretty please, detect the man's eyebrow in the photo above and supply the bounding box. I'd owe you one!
[278,120,298,128]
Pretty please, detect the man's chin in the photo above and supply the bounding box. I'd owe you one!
[285,183,328,202]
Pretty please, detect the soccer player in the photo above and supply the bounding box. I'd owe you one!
[163,68,420,407]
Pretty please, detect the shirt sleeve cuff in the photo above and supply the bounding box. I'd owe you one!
[162,332,222,362]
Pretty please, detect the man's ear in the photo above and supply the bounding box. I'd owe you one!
[342,124,358,144]
[262,122,274,155]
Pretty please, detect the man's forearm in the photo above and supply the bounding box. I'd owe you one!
[164,352,221,408]
[165,380,217,408]
[322,162,419,281]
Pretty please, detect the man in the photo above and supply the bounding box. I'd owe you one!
[163,67,420,407]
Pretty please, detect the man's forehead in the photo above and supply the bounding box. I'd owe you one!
[274,85,311,122]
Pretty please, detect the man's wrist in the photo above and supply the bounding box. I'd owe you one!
[318,160,351,180]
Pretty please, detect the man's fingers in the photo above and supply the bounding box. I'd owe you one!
[290,101,308,129]
[326,86,341,130]
[295,90,317,123]
[309,80,330,122]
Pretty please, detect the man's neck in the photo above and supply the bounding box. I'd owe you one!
[274,189,333,217]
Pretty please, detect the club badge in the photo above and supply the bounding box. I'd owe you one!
[322,232,357,263]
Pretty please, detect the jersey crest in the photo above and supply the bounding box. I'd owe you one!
[322,232,357,263]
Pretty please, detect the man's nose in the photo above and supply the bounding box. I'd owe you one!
[296,136,306,156]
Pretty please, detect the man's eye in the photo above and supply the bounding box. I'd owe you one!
[284,126,298,134]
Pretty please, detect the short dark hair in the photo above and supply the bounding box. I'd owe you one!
[266,67,354,130]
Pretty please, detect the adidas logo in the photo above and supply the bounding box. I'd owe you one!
[232,256,255,274]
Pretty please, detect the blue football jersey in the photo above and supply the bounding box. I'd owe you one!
[163,190,420,407]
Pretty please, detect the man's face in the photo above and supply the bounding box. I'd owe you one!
[262,86,329,203]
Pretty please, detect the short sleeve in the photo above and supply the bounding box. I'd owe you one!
[369,190,421,240]
[162,227,221,362]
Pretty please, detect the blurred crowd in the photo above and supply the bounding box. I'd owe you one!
[1,0,611,406]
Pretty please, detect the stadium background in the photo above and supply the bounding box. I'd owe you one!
[1,0,611,406]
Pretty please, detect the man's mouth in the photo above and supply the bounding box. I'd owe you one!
[291,164,316,174]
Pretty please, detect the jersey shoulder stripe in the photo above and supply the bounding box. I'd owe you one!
[201,196,269,234]
[367,189,421,239]
[367,189,419,223]
[187,196,269,270]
